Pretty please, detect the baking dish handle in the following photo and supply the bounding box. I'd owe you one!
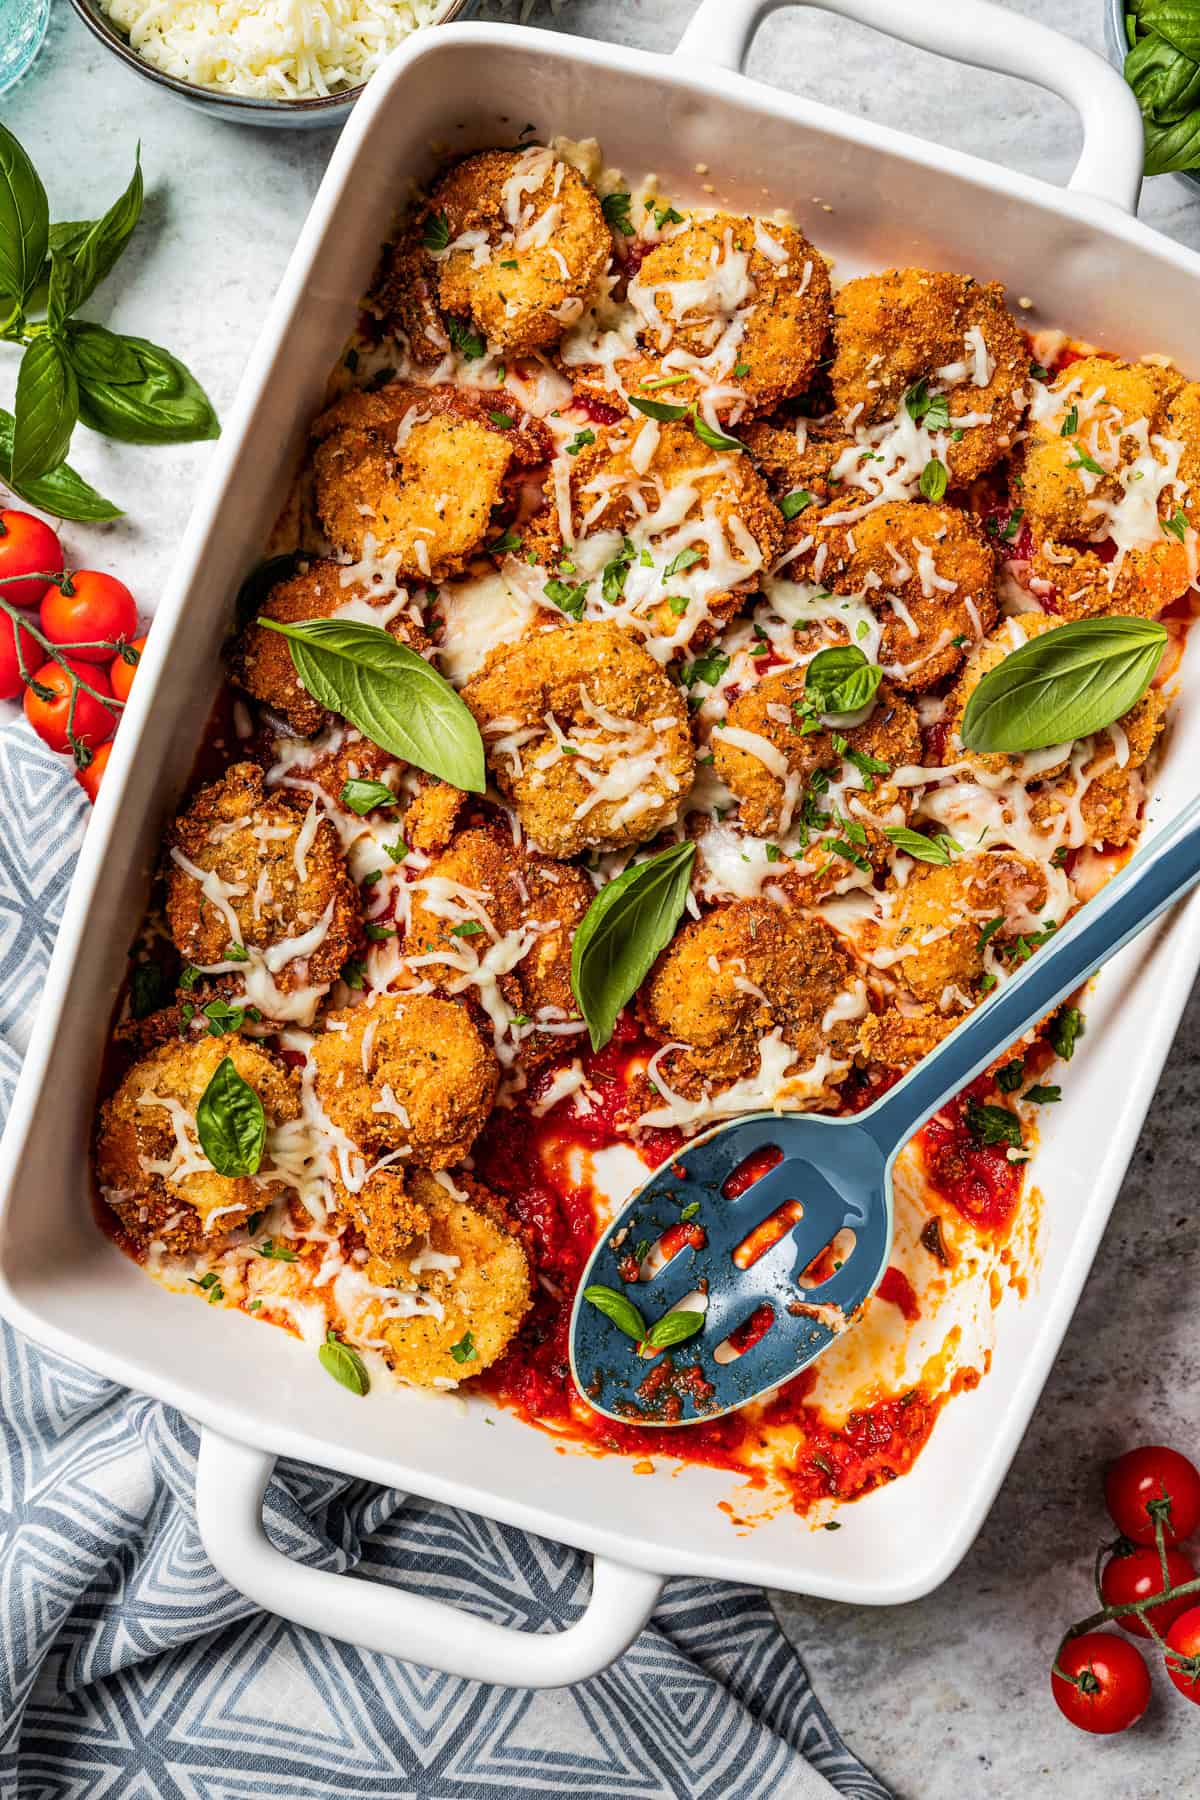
[675,0,1144,214]
[195,1428,663,1687]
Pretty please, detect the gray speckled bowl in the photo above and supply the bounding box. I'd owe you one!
[1104,0,1200,197]
[67,0,471,128]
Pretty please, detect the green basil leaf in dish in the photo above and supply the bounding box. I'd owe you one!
[0,123,49,309]
[629,395,689,424]
[318,1332,370,1396]
[884,826,957,866]
[643,1310,704,1350]
[919,457,949,502]
[196,1055,266,1178]
[570,840,696,1052]
[780,489,814,520]
[582,1285,647,1341]
[805,644,883,716]
[340,777,399,816]
[72,332,219,445]
[257,616,487,793]
[0,406,120,519]
[12,336,77,486]
[691,411,747,453]
[960,616,1167,754]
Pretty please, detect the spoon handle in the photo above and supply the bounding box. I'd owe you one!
[859,790,1200,1155]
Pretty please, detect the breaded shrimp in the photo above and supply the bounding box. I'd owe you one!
[95,1036,302,1253]
[790,499,998,690]
[1016,357,1199,619]
[228,560,429,735]
[640,901,864,1098]
[876,851,1049,1007]
[388,147,609,358]
[621,212,832,418]
[830,269,1030,484]
[404,824,591,1056]
[526,417,782,654]
[713,672,921,836]
[367,1168,531,1386]
[165,763,362,1009]
[311,381,550,579]
[462,620,695,858]
[311,992,498,1171]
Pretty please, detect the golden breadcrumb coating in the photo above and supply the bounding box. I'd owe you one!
[830,269,1030,483]
[95,1036,301,1253]
[311,992,498,1171]
[857,1005,962,1070]
[368,1168,531,1386]
[165,763,362,998]
[311,382,550,579]
[462,620,695,858]
[641,901,861,1095]
[1029,688,1166,849]
[877,852,1049,1007]
[228,560,429,735]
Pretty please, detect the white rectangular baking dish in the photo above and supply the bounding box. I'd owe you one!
[2,0,1197,1689]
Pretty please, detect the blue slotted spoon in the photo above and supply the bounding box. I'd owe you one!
[569,791,1200,1425]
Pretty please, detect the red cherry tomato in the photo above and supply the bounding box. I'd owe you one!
[40,570,138,663]
[0,509,64,608]
[0,612,42,702]
[1100,1543,1197,1639]
[23,659,115,759]
[1165,1606,1200,1705]
[1051,1632,1150,1735]
[75,740,112,804]
[1105,1446,1200,1548]
[109,634,147,703]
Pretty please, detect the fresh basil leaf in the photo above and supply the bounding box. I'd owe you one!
[919,457,949,502]
[318,1334,370,1395]
[644,1310,704,1350]
[960,616,1167,753]
[805,644,882,715]
[884,825,955,866]
[601,192,634,237]
[65,320,145,385]
[74,333,219,445]
[780,489,814,520]
[582,1284,647,1341]
[47,250,80,335]
[1141,0,1200,62]
[629,395,689,423]
[195,1054,266,1177]
[12,336,77,486]
[0,405,120,519]
[964,1099,1023,1150]
[1126,28,1200,122]
[1049,1004,1085,1061]
[570,841,695,1051]
[258,616,486,792]
[1025,1083,1061,1105]
[68,149,144,312]
[449,1330,476,1364]
[0,124,49,307]
[257,1238,298,1261]
[1142,104,1200,174]
[340,777,398,815]
[422,212,450,252]
[691,411,747,452]
[202,998,248,1036]
[233,552,301,628]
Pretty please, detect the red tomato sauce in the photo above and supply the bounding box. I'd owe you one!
[919,1076,1023,1233]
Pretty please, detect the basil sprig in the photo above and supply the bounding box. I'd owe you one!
[960,617,1166,754]
[258,616,486,793]
[806,644,882,716]
[1123,6,1200,173]
[195,1055,266,1177]
[0,126,217,517]
[570,840,695,1051]
[318,1330,370,1396]
[583,1284,704,1349]
[884,826,961,866]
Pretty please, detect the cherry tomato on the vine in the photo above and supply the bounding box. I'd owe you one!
[1165,1606,1200,1705]
[0,613,42,703]
[109,634,147,703]
[23,659,116,759]
[1101,1543,1197,1639]
[75,740,112,805]
[1051,1632,1150,1735]
[40,570,138,664]
[1106,1446,1200,1548]
[0,510,64,609]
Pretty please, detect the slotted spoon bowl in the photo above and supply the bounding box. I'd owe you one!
[571,790,1200,1424]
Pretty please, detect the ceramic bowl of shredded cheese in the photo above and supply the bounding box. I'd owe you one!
[70,0,470,126]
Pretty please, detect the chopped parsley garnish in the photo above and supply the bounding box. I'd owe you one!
[652,203,685,228]
[1049,1005,1084,1061]
[384,839,408,863]
[1067,441,1104,476]
[488,410,515,429]
[342,959,367,990]
[1030,361,1051,381]
[1025,1084,1061,1105]
[1163,506,1189,543]
[601,538,634,604]
[447,315,485,360]
[566,428,596,456]
[202,999,257,1037]
[667,595,689,616]
[764,843,783,862]
[1000,506,1025,542]
[365,923,395,941]
[422,212,450,252]
[544,577,587,619]
[965,1099,1023,1149]
[679,1200,701,1221]
[488,528,522,555]
[225,944,250,964]
[780,488,815,520]
[450,1331,478,1364]
[257,1239,298,1262]
[450,920,484,938]
[1060,404,1079,437]
[976,915,1005,951]
[178,964,201,992]
[733,361,751,378]
[904,379,950,431]
[500,258,518,269]
[682,649,730,690]
[601,191,634,236]
[664,546,703,578]
[995,1058,1025,1094]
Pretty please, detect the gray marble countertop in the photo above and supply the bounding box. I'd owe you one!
[6,1,1200,1793]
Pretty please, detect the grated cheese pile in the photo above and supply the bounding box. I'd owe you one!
[100,0,444,100]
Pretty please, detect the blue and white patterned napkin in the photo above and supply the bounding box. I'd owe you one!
[0,722,889,1800]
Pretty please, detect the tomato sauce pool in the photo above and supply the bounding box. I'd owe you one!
[472,1016,1005,1516]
